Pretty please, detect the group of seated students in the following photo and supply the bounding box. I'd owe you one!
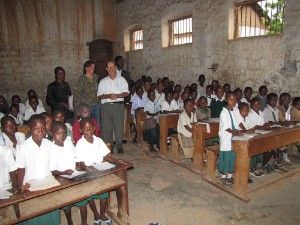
[129,74,300,185]
[0,94,124,224]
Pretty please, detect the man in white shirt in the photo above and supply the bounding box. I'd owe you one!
[98,61,129,154]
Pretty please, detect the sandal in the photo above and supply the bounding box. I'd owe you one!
[100,219,112,225]
[94,219,101,225]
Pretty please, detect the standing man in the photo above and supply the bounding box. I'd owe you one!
[115,56,131,144]
[98,61,129,154]
[46,66,73,124]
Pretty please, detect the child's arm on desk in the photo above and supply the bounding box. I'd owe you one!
[17,168,30,192]
[226,128,243,136]
[76,162,92,173]
[103,155,127,166]
[51,169,74,176]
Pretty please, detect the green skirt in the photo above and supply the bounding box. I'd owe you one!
[218,150,236,174]
[87,192,109,200]
[250,154,263,169]
[16,210,61,225]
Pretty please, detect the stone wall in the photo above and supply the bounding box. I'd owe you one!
[0,0,117,109]
[116,0,300,96]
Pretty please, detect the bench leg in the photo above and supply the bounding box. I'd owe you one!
[205,151,218,182]
[171,139,180,163]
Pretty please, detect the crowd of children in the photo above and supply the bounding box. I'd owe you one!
[1,72,300,224]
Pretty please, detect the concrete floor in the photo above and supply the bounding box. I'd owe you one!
[62,142,300,225]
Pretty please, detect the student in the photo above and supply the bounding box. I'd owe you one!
[12,95,26,117]
[234,88,243,108]
[144,90,160,152]
[9,104,24,125]
[257,85,268,110]
[190,83,198,92]
[190,89,198,108]
[24,96,46,122]
[174,84,182,94]
[41,112,53,141]
[0,112,4,127]
[0,95,9,114]
[211,80,219,95]
[173,92,183,110]
[177,99,197,159]
[223,83,231,95]
[263,93,288,173]
[49,122,87,225]
[277,93,293,165]
[211,86,226,118]
[0,116,25,158]
[75,117,125,225]
[72,103,100,145]
[196,96,211,121]
[291,97,300,153]
[155,82,165,107]
[160,91,180,114]
[218,92,243,186]
[241,86,253,106]
[129,84,136,103]
[16,114,61,225]
[25,90,44,109]
[183,85,191,95]
[204,85,214,107]
[52,109,73,142]
[0,145,18,193]
[142,81,151,99]
[131,86,146,116]
[197,74,206,98]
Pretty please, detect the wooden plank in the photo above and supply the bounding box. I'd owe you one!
[1,175,126,225]
[136,109,146,147]
[125,105,134,140]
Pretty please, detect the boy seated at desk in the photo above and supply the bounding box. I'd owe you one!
[177,99,197,159]
[291,97,300,154]
[49,121,88,225]
[16,114,61,225]
[75,117,125,225]
[195,96,211,121]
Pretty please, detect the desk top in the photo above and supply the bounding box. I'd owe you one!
[0,161,133,209]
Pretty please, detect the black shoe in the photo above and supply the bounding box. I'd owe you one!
[122,139,127,144]
[227,177,234,184]
[248,178,253,184]
[117,148,124,154]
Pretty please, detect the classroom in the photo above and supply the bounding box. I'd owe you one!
[0,0,300,225]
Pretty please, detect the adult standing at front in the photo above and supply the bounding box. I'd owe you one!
[73,61,100,127]
[115,56,131,143]
[46,67,73,124]
[98,61,129,154]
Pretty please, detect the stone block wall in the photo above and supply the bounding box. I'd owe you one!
[116,0,300,96]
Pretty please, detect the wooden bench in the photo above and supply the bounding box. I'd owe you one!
[135,109,149,149]
[170,134,180,163]
[124,104,134,140]
[204,144,220,182]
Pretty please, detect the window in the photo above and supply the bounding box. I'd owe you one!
[169,16,192,46]
[234,0,285,38]
[130,29,143,50]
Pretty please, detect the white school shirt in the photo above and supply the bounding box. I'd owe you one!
[0,112,4,127]
[204,94,214,106]
[16,137,52,184]
[248,109,265,127]
[75,135,110,166]
[154,90,165,107]
[49,139,76,172]
[130,93,136,103]
[19,103,26,115]
[219,107,242,151]
[197,85,206,99]
[144,100,159,121]
[160,99,179,111]
[177,111,197,138]
[8,113,24,125]
[0,132,25,158]
[241,97,251,106]
[97,75,129,104]
[131,94,147,115]
[176,100,184,111]
[0,145,18,190]
[24,106,46,121]
[263,104,279,123]
[25,99,44,109]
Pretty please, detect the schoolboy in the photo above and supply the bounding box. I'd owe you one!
[177,99,197,159]
[196,96,211,121]
[41,112,53,141]
[257,85,268,110]
[12,95,26,117]
[72,103,100,144]
[25,89,44,109]
[9,104,24,125]
[197,74,206,98]
[160,91,180,114]
[241,87,253,106]
[24,96,46,122]
[75,117,125,225]
[211,86,226,118]
[204,85,214,107]
[52,109,73,142]
[16,114,61,225]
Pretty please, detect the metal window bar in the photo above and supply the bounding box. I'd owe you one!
[169,16,192,46]
[131,29,143,50]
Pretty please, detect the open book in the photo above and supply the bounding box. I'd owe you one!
[28,176,60,191]
[0,189,13,199]
[92,162,116,171]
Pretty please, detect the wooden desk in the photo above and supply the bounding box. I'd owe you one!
[159,114,179,159]
[233,126,300,201]
[192,122,219,173]
[125,104,134,140]
[135,109,148,148]
[0,162,133,225]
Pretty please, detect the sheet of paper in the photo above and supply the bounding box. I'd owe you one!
[28,176,60,191]
[255,130,272,134]
[270,124,283,128]
[231,135,253,141]
[196,122,211,133]
[68,95,74,110]
[208,118,220,123]
[92,162,116,171]
[0,190,13,199]
[60,170,86,179]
